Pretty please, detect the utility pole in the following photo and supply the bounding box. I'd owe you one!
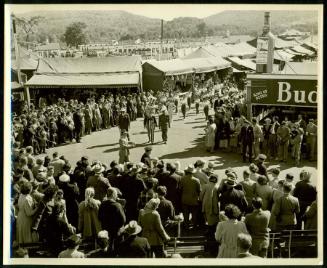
[159,19,163,61]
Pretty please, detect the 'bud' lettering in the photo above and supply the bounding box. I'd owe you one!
[277,82,291,102]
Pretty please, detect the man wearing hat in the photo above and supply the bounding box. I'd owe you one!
[194,159,209,186]
[262,118,272,156]
[141,146,153,168]
[159,108,171,144]
[118,107,130,139]
[255,154,268,178]
[117,221,151,258]
[58,234,84,258]
[179,165,201,229]
[219,174,248,214]
[268,116,280,160]
[87,230,113,258]
[86,164,111,202]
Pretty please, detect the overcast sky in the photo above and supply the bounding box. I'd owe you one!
[5,4,320,21]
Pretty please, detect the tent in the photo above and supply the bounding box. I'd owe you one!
[290,45,315,56]
[142,57,231,91]
[228,42,257,58]
[280,62,317,75]
[227,56,256,71]
[274,50,296,61]
[25,56,142,89]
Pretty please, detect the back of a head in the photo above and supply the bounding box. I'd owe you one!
[252,197,263,210]
[107,187,117,200]
[283,182,292,193]
[237,233,252,251]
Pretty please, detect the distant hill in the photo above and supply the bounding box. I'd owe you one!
[13,9,318,45]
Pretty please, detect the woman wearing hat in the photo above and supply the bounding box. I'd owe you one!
[138,198,170,258]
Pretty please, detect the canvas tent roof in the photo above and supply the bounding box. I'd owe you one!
[229,42,256,56]
[227,57,256,71]
[36,56,142,74]
[144,57,231,75]
[274,50,295,61]
[280,62,317,75]
[290,45,315,56]
[25,73,140,88]
[26,56,142,88]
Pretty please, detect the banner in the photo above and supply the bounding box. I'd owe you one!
[250,78,317,107]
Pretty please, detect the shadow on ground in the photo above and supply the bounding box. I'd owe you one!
[87,142,118,149]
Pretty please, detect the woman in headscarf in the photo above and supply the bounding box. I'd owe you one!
[78,187,102,242]
[138,198,170,258]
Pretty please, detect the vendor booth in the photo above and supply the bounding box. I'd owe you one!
[246,73,318,122]
[25,56,142,105]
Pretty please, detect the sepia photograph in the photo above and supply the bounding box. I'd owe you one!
[3,3,323,266]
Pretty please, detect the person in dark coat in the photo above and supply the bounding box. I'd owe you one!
[98,187,126,253]
[58,173,80,229]
[255,154,268,178]
[181,102,187,119]
[157,186,175,226]
[73,107,84,143]
[118,108,130,136]
[141,146,152,168]
[87,230,114,258]
[159,109,170,144]
[45,202,75,257]
[117,221,151,258]
[86,164,111,202]
[240,120,254,163]
[219,177,248,215]
[158,162,181,213]
[119,165,146,222]
[293,170,317,229]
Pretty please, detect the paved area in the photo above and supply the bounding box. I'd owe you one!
[44,106,318,186]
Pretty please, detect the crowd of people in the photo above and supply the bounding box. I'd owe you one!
[9,76,318,259]
[11,143,317,258]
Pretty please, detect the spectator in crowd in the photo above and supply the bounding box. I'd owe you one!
[215,204,248,258]
[240,169,256,212]
[291,123,304,166]
[49,152,65,180]
[255,154,268,178]
[270,182,300,231]
[268,168,280,189]
[141,146,153,168]
[16,181,39,245]
[179,165,201,230]
[245,197,271,257]
[254,175,273,211]
[98,187,126,253]
[303,199,317,230]
[58,234,84,258]
[117,221,151,258]
[237,233,259,258]
[78,187,102,241]
[205,116,217,153]
[268,116,280,160]
[138,198,170,258]
[249,163,259,182]
[306,119,317,161]
[138,177,158,210]
[157,186,176,230]
[87,230,113,258]
[252,118,263,159]
[119,130,135,164]
[240,120,254,163]
[158,108,170,144]
[86,164,110,202]
[293,170,317,230]
[193,159,209,186]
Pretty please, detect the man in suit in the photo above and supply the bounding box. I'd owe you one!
[306,119,317,161]
[179,165,201,229]
[293,170,317,230]
[245,197,271,257]
[73,106,84,143]
[159,163,181,214]
[98,187,126,253]
[141,146,152,168]
[270,182,300,231]
[158,108,170,144]
[219,176,248,215]
[240,120,254,163]
[117,221,151,258]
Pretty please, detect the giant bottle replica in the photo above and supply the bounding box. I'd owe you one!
[256,12,275,73]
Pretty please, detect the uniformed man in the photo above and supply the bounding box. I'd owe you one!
[159,108,171,144]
